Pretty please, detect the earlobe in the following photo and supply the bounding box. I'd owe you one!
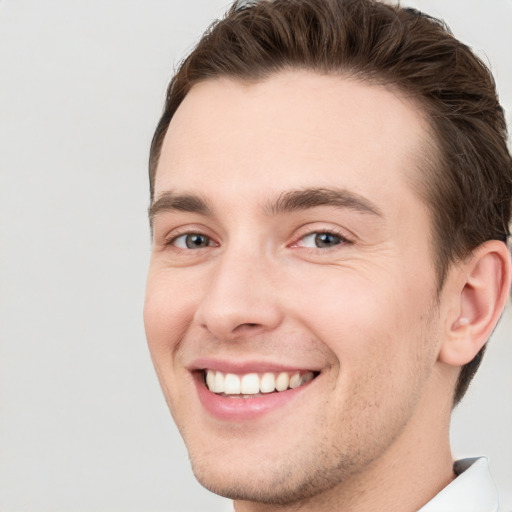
[439,240,511,367]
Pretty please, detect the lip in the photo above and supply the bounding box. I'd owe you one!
[194,373,315,421]
[189,357,321,374]
[190,359,320,422]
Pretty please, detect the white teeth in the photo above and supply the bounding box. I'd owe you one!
[204,369,316,395]
[260,372,275,393]
[289,373,302,389]
[275,372,290,391]
[224,373,241,394]
[241,373,260,394]
[206,370,215,391]
[213,371,225,393]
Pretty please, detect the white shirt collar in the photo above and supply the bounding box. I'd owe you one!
[418,457,499,512]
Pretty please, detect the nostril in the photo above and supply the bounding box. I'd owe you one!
[233,322,263,334]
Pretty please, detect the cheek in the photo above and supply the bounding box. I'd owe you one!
[143,268,199,361]
[291,267,434,380]
[292,270,397,344]
[143,271,201,415]
[301,274,437,442]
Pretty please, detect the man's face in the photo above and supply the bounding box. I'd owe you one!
[144,72,445,505]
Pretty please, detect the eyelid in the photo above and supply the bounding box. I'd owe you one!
[156,222,355,252]
[289,224,355,249]
[171,233,215,249]
[167,232,218,248]
[300,232,343,247]
[160,224,220,249]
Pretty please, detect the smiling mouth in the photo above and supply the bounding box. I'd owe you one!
[203,369,319,397]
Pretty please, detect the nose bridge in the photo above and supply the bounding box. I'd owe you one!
[194,240,282,339]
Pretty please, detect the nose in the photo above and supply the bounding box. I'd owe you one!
[194,247,283,340]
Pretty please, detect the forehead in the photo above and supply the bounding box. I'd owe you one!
[155,71,430,220]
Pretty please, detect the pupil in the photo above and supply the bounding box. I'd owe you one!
[315,233,340,248]
[186,234,208,248]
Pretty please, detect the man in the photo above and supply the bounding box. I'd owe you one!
[143,0,512,510]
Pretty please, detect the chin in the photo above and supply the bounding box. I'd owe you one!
[192,469,315,506]
[188,444,352,507]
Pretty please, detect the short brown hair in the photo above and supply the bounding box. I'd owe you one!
[148,0,512,404]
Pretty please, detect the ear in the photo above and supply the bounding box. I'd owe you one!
[439,240,511,367]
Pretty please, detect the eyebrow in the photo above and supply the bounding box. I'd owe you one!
[148,191,212,226]
[148,186,382,226]
[265,187,382,217]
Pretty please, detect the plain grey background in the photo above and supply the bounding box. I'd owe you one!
[0,1,511,511]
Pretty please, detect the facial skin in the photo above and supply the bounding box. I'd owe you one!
[144,72,461,511]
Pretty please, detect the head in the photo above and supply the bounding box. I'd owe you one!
[148,0,511,404]
[144,0,511,508]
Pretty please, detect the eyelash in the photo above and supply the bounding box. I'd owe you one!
[292,229,353,250]
[165,231,217,250]
[164,228,353,251]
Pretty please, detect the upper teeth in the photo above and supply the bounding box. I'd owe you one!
[205,370,315,395]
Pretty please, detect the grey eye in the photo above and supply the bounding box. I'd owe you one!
[174,233,212,249]
[314,233,342,248]
[301,232,343,248]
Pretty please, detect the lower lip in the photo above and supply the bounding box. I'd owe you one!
[194,373,314,422]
